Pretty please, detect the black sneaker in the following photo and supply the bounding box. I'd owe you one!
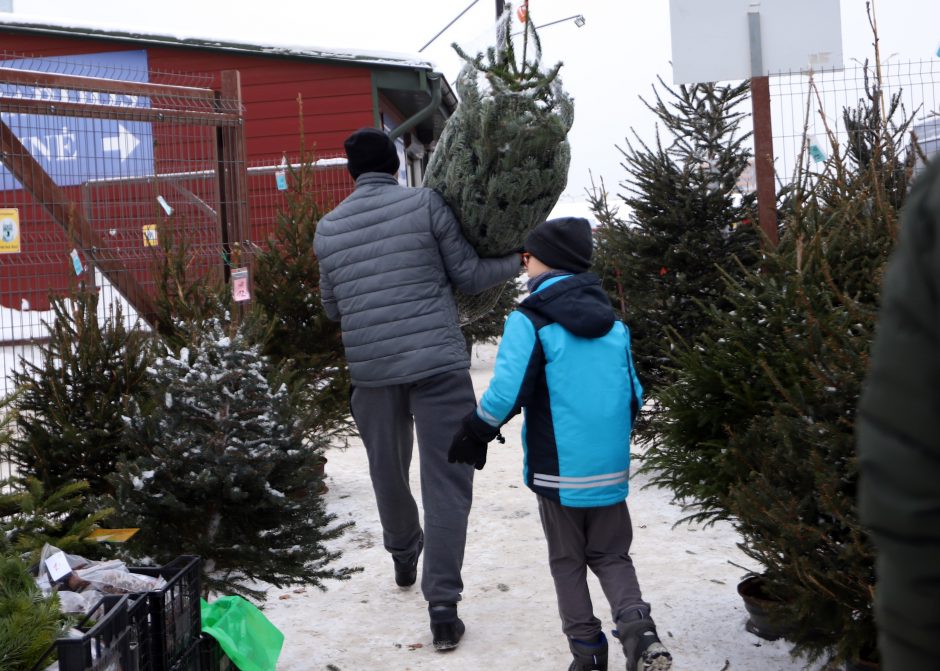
[568,632,608,671]
[429,603,465,651]
[393,532,423,588]
[613,609,672,671]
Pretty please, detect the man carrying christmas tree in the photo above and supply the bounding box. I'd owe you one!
[448,217,672,671]
[314,127,521,651]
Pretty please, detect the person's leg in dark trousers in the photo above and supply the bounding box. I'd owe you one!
[538,495,604,641]
[409,369,477,606]
[538,496,650,640]
[350,384,424,572]
[583,500,650,624]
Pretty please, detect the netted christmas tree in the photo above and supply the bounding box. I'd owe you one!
[424,2,573,322]
[7,288,153,497]
[109,316,357,600]
[588,80,761,443]
[460,277,524,352]
[642,66,915,666]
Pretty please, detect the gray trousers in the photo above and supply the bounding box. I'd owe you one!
[537,495,650,641]
[350,368,476,606]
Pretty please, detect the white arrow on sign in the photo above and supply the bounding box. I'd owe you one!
[102,123,140,161]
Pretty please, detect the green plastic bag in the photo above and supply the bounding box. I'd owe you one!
[201,596,284,671]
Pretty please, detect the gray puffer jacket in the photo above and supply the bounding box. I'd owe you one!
[314,172,520,387]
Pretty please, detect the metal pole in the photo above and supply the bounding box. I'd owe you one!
[496,0,504,19]
[748,6,779,246]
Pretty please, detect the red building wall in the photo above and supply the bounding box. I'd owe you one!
[0,31,372,314]
[0,32,377,158]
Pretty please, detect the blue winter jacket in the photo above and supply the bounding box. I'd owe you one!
[477,272,643,507]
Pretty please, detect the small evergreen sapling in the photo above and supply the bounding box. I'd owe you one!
[0,554,66,671]
[7,288,152,496]
[110,317,357,599]
[251,154,352,442]
[0,477,113,564]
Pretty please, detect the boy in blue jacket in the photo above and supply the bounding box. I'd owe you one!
[449,217,672,671]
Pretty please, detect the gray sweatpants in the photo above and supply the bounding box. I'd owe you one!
[350,368,476,606]
[537,495,650,641]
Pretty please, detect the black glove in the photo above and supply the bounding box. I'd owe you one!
[448,426,488,470]
[448,411,502,470]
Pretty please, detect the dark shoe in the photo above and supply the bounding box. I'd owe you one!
[393,532,423,588]
[568,632,608,670]
[613,609,672,671]
[429,603,465,651]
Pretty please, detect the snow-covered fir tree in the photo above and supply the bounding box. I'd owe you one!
[109,316,357,599]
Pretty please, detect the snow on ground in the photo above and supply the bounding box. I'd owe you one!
[263,343,824,671]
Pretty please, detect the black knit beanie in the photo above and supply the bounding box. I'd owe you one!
[524,217,593,273]
[344,127,400,179]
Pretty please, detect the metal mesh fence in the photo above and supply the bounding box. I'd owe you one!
[0,50,353,481]
[769,59,940,186]
[0,152,351,483]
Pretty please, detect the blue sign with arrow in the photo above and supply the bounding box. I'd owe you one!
[0,50,155,191]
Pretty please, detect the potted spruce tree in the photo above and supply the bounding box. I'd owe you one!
[643,67,914,667]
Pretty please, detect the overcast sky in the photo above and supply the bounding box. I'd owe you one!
[9,0,939,219]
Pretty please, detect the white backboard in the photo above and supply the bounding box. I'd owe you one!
[669,0,843,84]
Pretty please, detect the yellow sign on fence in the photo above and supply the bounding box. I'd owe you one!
[142,224,159,247]
[0,208,21,254]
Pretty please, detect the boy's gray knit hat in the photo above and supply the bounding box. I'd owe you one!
[524,217,593,273]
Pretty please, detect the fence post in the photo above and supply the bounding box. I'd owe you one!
[216,70,249,308]
[751,76,779,246]
[748,8,779,247]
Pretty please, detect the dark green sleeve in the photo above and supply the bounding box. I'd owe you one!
[857,158,940,668]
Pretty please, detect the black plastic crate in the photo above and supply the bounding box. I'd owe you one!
[124,591,153,671]
[130,556,201,671]
[198,633,236,671]
[33,594,132,671]
[167,637,201,671]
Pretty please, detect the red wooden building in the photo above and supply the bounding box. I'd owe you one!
[0,16,456,327]
[0,16,456,179]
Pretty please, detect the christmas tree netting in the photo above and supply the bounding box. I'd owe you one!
[424,3,574,324]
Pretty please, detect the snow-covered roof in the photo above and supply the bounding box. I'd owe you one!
[0,13,436,71]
